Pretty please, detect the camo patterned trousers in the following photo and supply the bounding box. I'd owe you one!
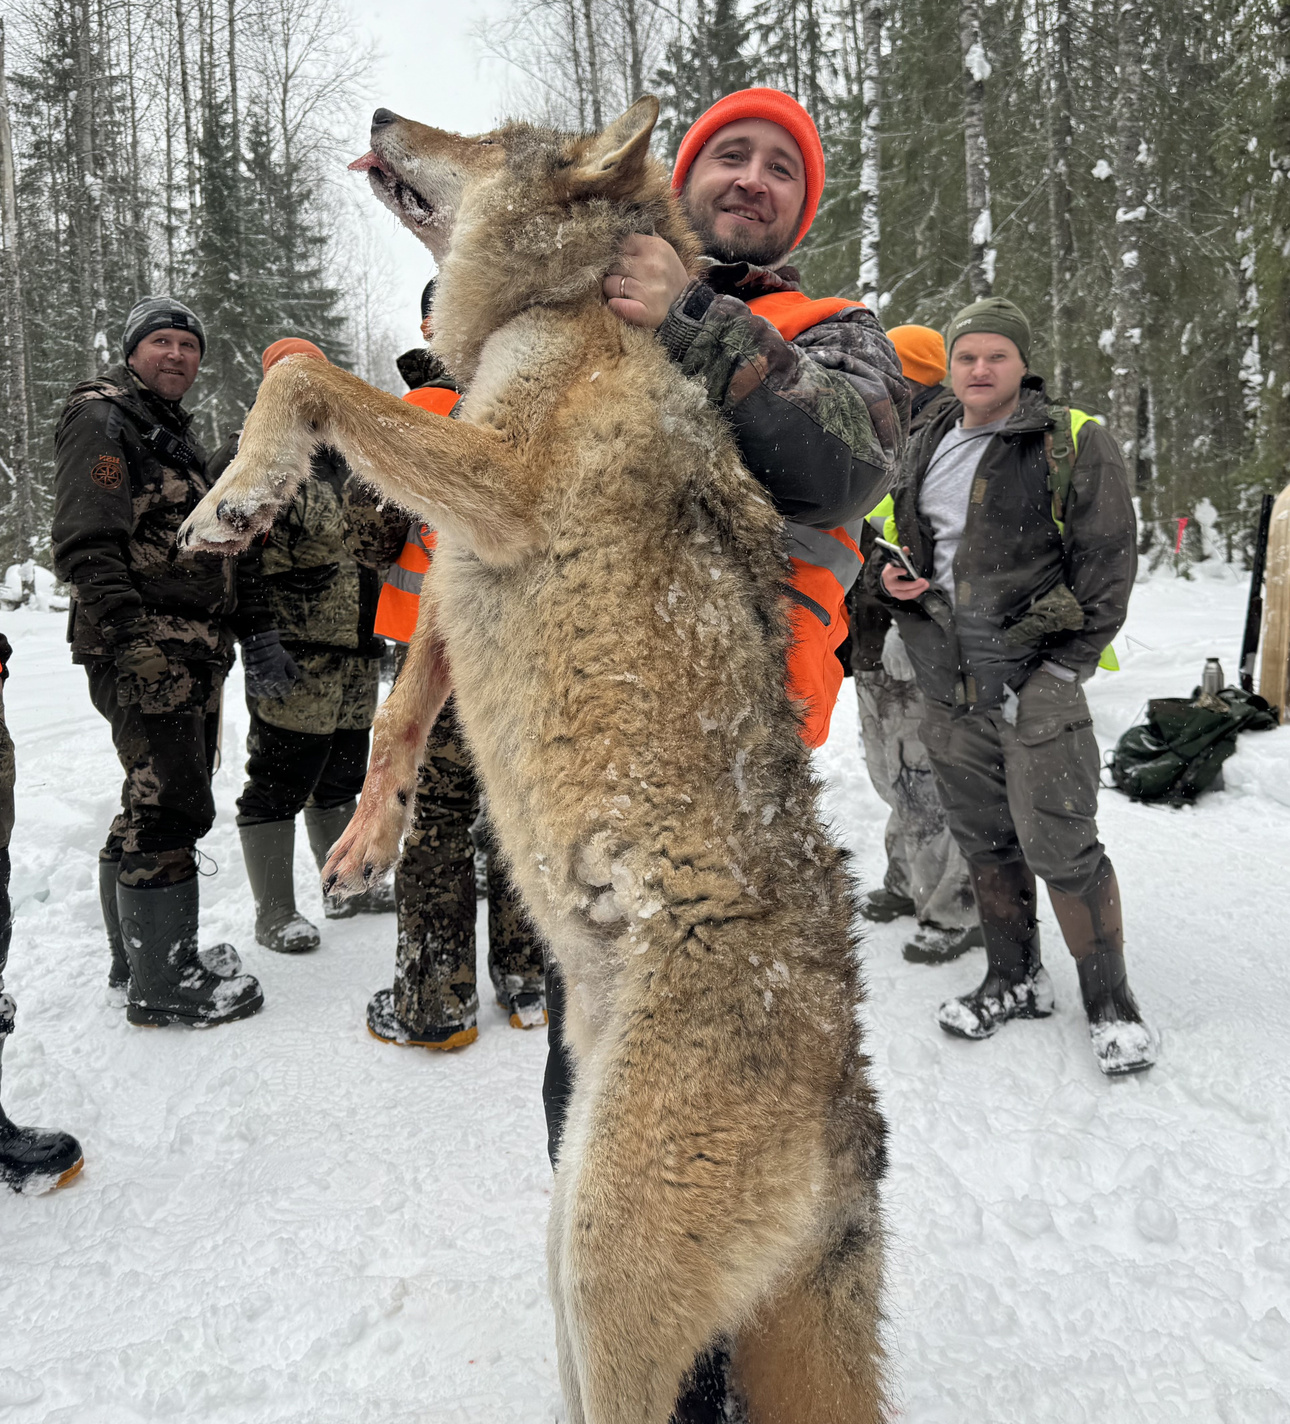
[84,658,224,887]
[392,698,544,1032]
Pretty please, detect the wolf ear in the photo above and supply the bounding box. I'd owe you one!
[568,95,659,192]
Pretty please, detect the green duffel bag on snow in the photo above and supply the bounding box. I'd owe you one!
[1107,687,1278,804]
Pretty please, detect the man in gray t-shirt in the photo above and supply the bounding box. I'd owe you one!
[918,414,1010,604]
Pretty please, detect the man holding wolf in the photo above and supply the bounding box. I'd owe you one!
[539,86,908,1422]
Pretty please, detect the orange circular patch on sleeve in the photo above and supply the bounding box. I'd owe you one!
[91,454,124,489]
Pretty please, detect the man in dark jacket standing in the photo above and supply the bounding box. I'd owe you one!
[874,296,1155,1075]
[51,298,263,1029]
[213,338,393,954]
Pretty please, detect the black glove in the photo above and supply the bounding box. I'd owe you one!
[0,631,11,681]
[242,629,300,700]
[114,639,170,706]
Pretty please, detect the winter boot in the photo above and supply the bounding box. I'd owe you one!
[365,988,477,1050]
[903,921,984,964]
[938,859,1054,1040]
[495,980,548,1029]
[859,886,916,923]
[117,876,264,1028]
[99,856,130,991]
[0,1037,84,1194]
[1049,866,1156,1076]
[238,820,321,954]
[304,801,395,918]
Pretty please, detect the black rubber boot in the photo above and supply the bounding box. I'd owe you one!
[903,922,984,964]
[938,860,1054,1040]
[859,886,916,923]
[1050,864,1156,1075]
[117,876,264,1028]
[99,856,130,990]
[304,801,395,918]
[238,820,320,954]
[0,1036,84,1194]
[1076,950,1156,1075]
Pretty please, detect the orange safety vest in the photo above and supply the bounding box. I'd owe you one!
[746,291,868,749]
[372,386,460,644]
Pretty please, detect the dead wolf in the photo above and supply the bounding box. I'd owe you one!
[179,96,890,1424]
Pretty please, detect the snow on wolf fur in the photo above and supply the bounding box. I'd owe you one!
[179,96,890,1424]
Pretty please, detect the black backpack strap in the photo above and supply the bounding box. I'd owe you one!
[1044,404,1075,527]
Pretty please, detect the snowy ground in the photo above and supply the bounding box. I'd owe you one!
[2,567,1289,1423]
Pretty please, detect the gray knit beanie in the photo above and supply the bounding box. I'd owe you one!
[944,297,1031,367]
[122,297,207,358]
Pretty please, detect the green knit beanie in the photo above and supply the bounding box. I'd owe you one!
[945,297,1031,367]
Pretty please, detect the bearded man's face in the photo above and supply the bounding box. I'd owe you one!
[682,118,807,267]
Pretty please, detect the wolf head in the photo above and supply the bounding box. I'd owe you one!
[350,96,700,382]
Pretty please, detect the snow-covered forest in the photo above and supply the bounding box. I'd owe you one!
[0,1,1287,572]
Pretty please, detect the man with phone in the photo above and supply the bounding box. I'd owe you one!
[871,297,1155,1076]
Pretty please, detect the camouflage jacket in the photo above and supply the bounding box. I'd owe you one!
[51,365,237,663]
[866,376,1136,709]
[210,438,385,654]
[656,261,908,530]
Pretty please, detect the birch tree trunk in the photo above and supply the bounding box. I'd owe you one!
[580,0,603,127]
[1045,0,1076,397]
[1110,0,1148,484]
[959,0,994,298]
[176,0,199,217]
[73,0,106,375]
[857,0,882,308]
[0,18,33,557]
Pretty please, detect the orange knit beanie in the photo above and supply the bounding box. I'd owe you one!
[886,325,947,386]
[262,338,328,374]
[671,88,825,253]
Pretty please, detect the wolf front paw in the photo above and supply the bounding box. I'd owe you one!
[321,797,407,900]
[178,476,281,553]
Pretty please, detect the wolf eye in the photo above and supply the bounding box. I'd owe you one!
[478,138,497,147]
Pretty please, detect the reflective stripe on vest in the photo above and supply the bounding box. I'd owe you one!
[373,387,459,644]
[747,291,870,749]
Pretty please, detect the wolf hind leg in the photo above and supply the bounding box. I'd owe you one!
[731,1210,888,1424]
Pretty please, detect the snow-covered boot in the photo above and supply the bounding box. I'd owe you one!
[495,982,548,1029]
[99,856,129,991]
[1076,950,1156,1075]
[365,988,477,1050]
[938,859,1054,1040]
[859,886,915,923]
[117,876,263,1028]
[0,1037,84,1194]
[903,921,983,964]
[238,820,320,954]
[936,930,1054,1039]
[304,801,395,918]
[1049,864,1155,1074]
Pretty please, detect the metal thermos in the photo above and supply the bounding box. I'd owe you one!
[1201,657,1224,697]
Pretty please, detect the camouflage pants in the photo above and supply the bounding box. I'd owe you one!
[252,648,380,735]
[85,657,224,887]
[855,667,975,930]
[393,698,544,1032]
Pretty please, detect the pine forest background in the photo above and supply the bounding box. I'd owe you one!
[1,0,1288,574]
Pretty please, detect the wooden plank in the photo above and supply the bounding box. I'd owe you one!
[1259,482,1290,721]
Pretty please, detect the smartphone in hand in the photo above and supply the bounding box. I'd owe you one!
[873,537,921,581]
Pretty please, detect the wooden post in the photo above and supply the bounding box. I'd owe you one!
[1259,482,1290,721]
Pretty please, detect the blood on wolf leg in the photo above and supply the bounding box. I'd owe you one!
[323,595,452,898]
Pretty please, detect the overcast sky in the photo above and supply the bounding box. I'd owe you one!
[346,0,515,357]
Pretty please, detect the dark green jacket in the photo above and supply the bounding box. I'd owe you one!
[51,365,236,662]
[868,376,1136,709]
